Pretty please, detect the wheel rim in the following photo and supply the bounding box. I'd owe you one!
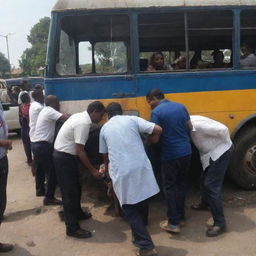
[245,145,256,176]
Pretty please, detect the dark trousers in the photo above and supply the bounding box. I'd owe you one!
[201,147,233,227]
[31,142,57,198]
[161,154,191,226]
[0,156,8,221]
[53,150,83,232]
[21,120,32,163]
[122,200,154,251]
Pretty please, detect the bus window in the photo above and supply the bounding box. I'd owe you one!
[95,42,128,74]
[56,30,76,76]
[138,12,185,72]
[187,10,233,70]
[78,42,92,74]
[56,14,130,76]
[240,10,256,69]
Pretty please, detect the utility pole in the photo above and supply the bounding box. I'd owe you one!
[0,33,13,70]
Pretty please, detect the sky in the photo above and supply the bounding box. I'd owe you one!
[0,0,57,68]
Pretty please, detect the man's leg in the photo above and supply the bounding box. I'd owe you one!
[42,143,60,205]
[204,148,233,236]
[161,160,180,226]
[21,122,32,163]
[0,156,8,221]
[53,151,91,238]
[31,142,45,196]
[0,156,13,253]
[176,155,191,222]
[122,201,155,252]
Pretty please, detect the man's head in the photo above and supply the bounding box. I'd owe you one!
[21,81,31,92]
[241,43,253,58]
[212,50,224,65]
[87,101,106,123]
[146,89,165,109]
[32,89,44,104]
[45,95,60,111]
[20,93,30,104]
[34,84,44,90]
[106,102,123,119]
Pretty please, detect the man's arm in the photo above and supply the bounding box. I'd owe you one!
[188,120,193,131]
[76,143,101,179]
[103,153,109,173]
[150,125,162,144]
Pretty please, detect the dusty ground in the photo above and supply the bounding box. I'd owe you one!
[2,134,256,256]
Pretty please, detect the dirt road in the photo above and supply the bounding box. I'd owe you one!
[1,135,256,256]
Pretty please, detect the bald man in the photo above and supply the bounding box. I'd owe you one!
[32,95,68,205]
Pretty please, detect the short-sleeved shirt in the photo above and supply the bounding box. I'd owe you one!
[54,111,91,155]
[0,106,8,159]
[33,106,62,143]
[99,115,160,206]
[29,101,44,142]
[240,53,256,68]
[150,99,191,161]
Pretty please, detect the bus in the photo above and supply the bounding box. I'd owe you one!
[46,0,256,189]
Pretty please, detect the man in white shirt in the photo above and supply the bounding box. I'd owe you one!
[99,103,162,256]
[53,101,105,239]
[32,95,68,206]
[240,43,256,68]
[190,115,233,237]
[29,89,44,195]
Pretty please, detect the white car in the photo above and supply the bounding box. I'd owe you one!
[0,79,21,134]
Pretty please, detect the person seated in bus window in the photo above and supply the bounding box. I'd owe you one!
[147,51,172,72]
[209,50,227,69]
[173,56,186,70]
[190,50,202,69]
[240,43,256,68]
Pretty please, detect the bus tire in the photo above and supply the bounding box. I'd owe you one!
[230,127,256,190]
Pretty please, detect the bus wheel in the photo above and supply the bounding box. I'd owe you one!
[230,127,256,190]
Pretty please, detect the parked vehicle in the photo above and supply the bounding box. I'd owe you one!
[0,79,21,134]
[46,0,256,189]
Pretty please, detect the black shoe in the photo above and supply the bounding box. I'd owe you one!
[0,243,14,253]
[66,228,92,239]
[206,226,226,237]
[78,211,92,220]
[191,202,209,211]
[36,191,45,197]
[58,210,92,222]
[43,197,62,206]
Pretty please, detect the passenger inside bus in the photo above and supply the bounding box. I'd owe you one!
[173,56,186,70]
[240,43,256,68]
[147,52,172,72]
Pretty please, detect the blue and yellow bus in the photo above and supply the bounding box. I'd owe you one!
[46,0,256,189]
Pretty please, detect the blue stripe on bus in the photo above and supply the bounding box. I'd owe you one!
[45,70,256,101]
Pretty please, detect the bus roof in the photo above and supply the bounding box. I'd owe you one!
[52,0,256,12]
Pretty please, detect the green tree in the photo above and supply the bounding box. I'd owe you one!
[19,17,50,75]
[0,52,10,77]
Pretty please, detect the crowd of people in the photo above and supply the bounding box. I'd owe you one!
[0,87,234,256]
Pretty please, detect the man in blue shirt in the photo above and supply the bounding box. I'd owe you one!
[146,89,192,234]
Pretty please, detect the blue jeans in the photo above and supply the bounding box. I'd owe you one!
[122,200,154,251]
[161,154,191,226]
[201,147,233,227]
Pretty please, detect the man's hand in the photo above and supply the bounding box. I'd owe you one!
[0,140,12,150]
[90,168,101,180]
